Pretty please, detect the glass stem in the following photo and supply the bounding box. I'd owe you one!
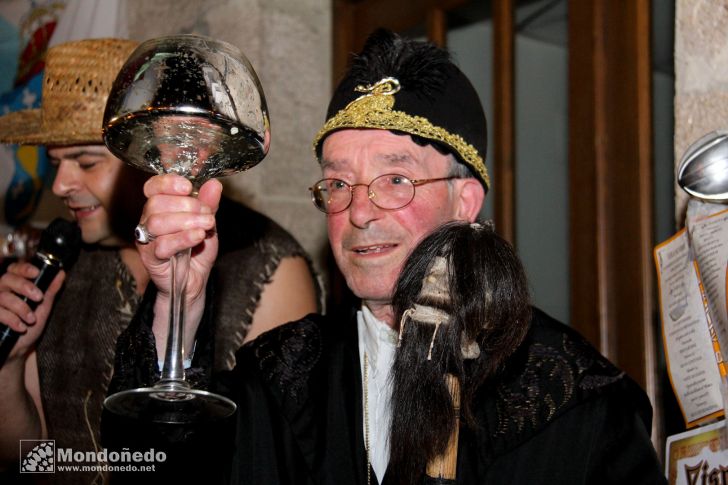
[160,247,191,382]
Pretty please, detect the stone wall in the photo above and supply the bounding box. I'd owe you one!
[674,0,728,224]
[123,0,332,283]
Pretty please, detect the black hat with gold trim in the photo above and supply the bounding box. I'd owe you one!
[313,29,489,192]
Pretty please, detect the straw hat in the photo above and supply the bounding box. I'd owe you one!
[0,38,138,146]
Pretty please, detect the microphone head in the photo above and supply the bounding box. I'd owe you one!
[38,218,82,268]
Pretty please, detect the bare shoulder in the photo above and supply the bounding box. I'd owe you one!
[24,351,47,438]
[245,256,319,343]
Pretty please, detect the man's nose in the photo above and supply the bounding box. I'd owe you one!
[51,161,79,197]
[348,184,379,228]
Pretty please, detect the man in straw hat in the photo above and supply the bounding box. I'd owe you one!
[0,37,319,477]
[111,29,664,483]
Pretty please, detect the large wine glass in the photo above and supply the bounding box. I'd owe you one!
[102,34,270,424]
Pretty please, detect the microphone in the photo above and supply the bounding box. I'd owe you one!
[0,218,81,366]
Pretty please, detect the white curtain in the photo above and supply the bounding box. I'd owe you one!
[49,0,128,46]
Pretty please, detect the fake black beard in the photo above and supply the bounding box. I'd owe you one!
[387,221,532,484]
[387,321,461,485]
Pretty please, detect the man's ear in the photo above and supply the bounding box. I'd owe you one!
[453,178,485,222]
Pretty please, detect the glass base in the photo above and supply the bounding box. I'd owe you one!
[104,383,236,424]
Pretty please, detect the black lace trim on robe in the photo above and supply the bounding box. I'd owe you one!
[482,308,639,457]
[249,314,324,404]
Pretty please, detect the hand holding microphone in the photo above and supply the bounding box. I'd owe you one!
[0,218,81,366]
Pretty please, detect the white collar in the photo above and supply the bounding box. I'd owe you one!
[358,305,398,367]
[357,305,398,482]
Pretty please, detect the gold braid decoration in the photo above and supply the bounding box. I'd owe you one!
[312,77,490,190]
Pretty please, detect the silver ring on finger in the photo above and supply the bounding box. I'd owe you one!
[134,223,156,244]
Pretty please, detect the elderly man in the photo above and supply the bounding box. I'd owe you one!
[0,38,318,480]
[116,30,665,484]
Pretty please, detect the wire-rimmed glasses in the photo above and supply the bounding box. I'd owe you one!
[309,174,459,214]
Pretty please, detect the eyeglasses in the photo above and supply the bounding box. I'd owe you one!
[309,173,459,214]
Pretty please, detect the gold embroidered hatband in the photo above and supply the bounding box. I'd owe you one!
[313,76,489,190]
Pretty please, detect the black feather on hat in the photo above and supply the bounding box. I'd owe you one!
[313,29,490,191]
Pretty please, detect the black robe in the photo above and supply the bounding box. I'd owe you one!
[104,306,667,484]
[222,308,665,484]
